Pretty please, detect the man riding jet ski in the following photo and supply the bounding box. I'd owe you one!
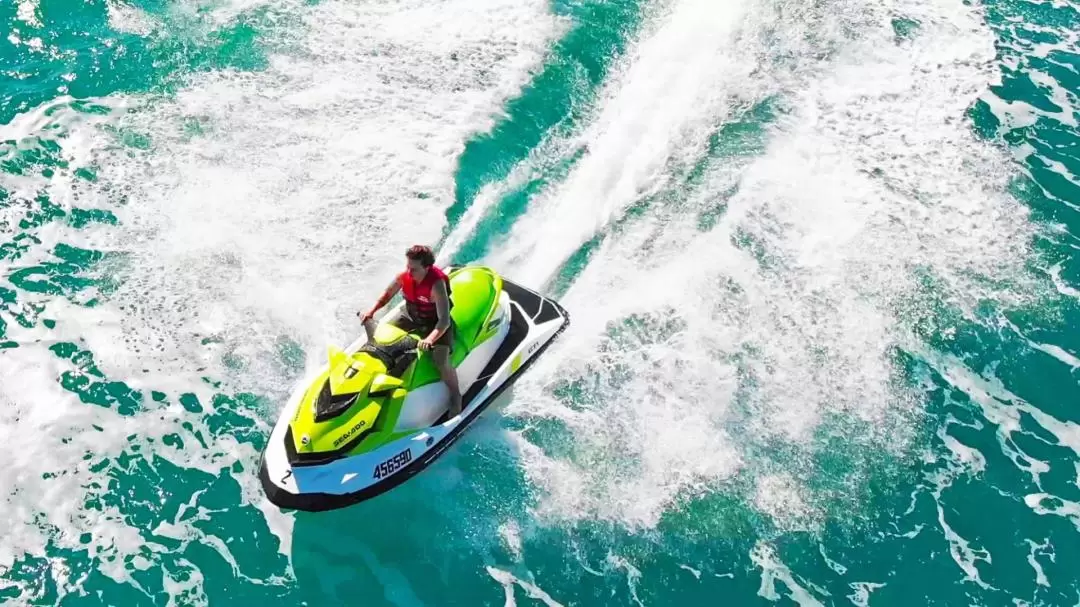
[358,245,462,417]
[257,246,570,511]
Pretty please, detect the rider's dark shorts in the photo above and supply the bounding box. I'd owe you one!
[388,310,454,350]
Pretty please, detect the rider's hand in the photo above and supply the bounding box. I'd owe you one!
[418,337,434,351]
[358,309,374,323]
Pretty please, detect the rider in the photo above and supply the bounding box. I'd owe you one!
[358,245,462,417]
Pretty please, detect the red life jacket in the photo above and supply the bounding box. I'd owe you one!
[399,265,452,323]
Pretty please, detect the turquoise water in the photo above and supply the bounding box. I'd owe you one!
[2,0,1079,604]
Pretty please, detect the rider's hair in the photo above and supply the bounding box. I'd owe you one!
[406,245,436,267]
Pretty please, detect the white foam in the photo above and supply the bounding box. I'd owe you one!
[15,0,41,28]
[819,545,848,576]
[0,0,559,597]
[1024,493,1080,532]
[1025,539,1052,587]
[678,564,702,579]
[939,425,988,477]
[921,348,1080,468]
[847,582,886,607]
[754,474,819,532]
[495,0,1041,530]
[936,494,994,590]
[0,349,132,566]
[163,557,208,607]
[105,0,158,36]
[1029,68,1079,128]
[53,0,559,401]
[9,0,558,387]
[498,519,524,562]
[0,343,246,601]
[605,555,645,607]
[486,566,565,607]
[980,15,1080,161]
[914,350,1080,590]
[1027,340,1080,370]
[750,542,825,606]
[486,0,763,286]
[1047,263,1080,300]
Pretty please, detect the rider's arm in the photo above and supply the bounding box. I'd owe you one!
[425,280,451,342]
[366,276,401,317]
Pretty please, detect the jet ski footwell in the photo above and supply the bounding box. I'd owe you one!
[258,273,569,512]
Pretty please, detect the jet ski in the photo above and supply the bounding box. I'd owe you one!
[258,265,569,511]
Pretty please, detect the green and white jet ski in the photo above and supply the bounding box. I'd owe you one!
[258,265,569,511]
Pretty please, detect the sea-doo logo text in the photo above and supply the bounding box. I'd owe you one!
[333,420,367,447]
[373,448,413,479]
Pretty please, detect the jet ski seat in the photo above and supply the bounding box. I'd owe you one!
[357,334,418,379]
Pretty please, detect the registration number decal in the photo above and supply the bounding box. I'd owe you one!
[373,448,413,479]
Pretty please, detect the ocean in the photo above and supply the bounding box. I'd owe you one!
[1,0,1079,604]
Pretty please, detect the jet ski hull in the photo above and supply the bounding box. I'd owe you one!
[258,275,569,512]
